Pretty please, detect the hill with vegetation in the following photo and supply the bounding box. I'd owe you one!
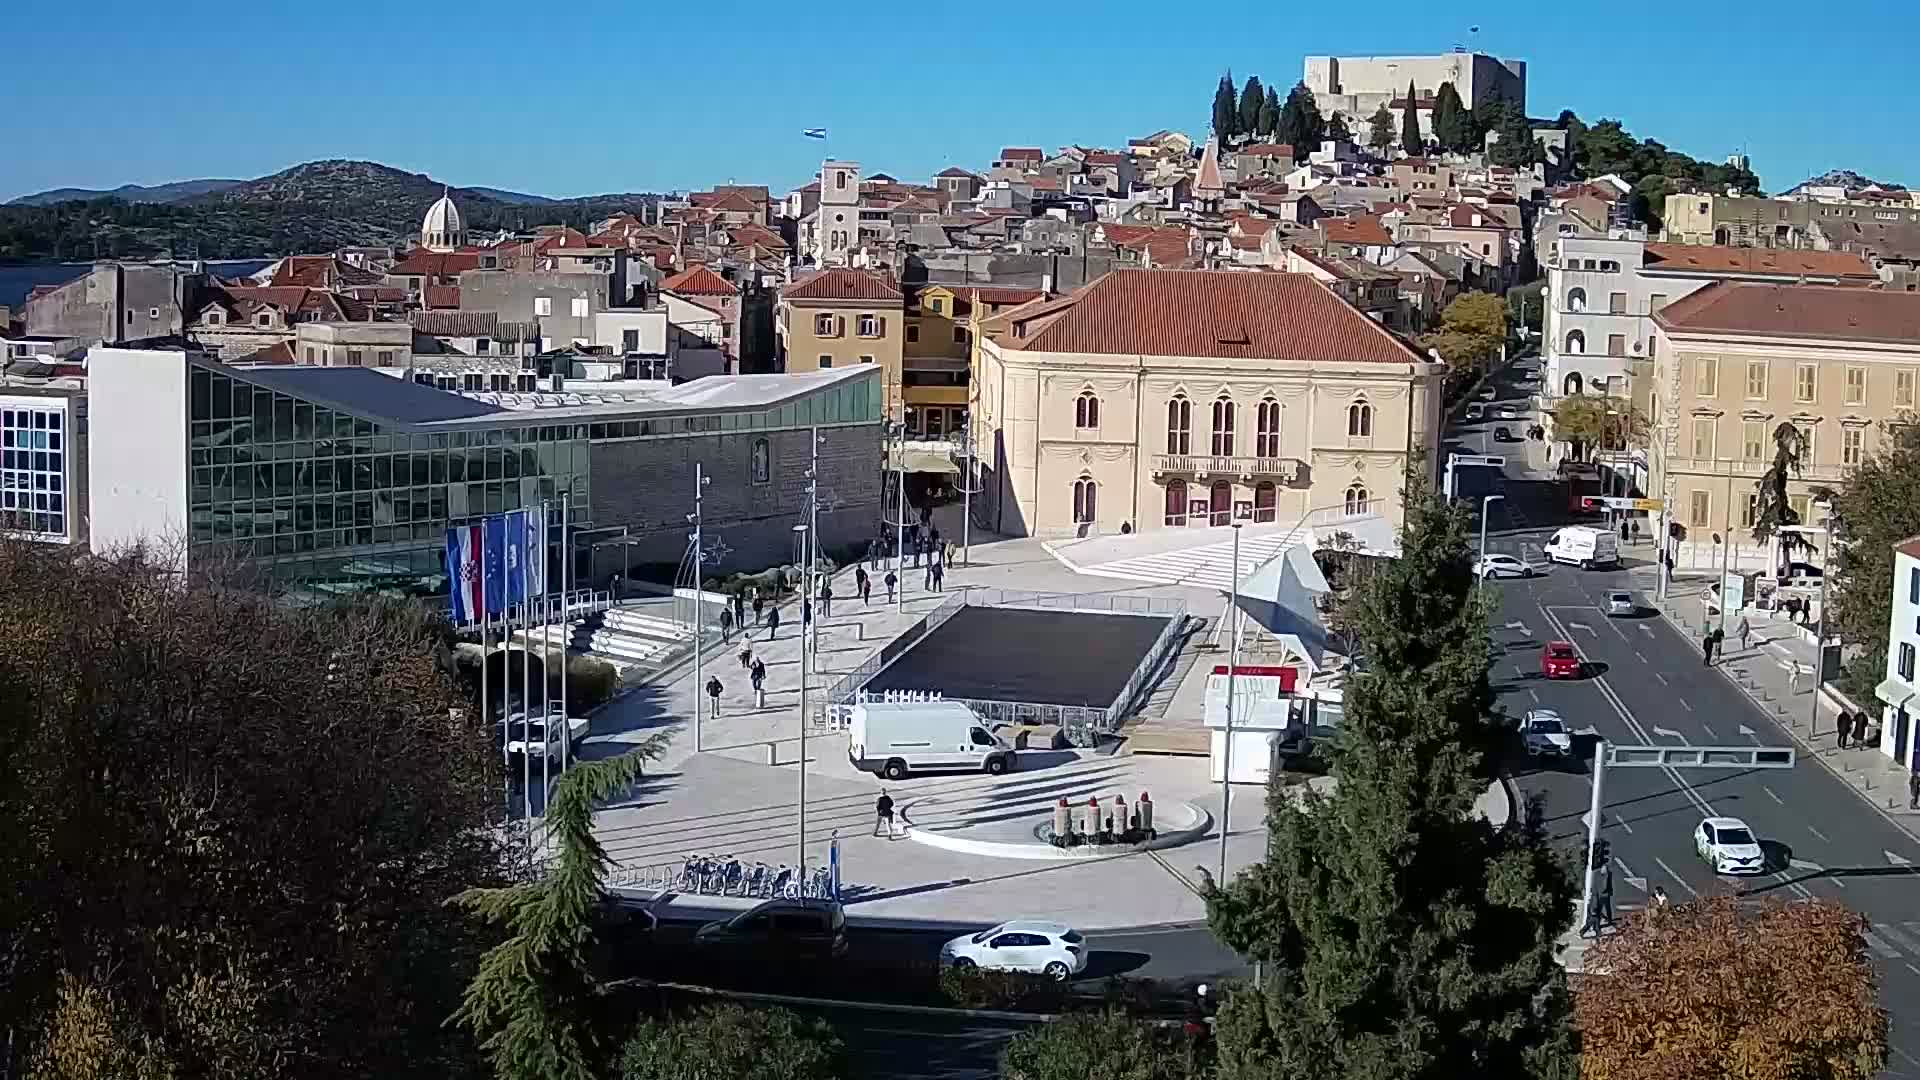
[0,160,656,263]
[7,179,244,207]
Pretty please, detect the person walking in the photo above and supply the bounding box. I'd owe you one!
[1837,710,1851,751]
[924,551,938,591]
[1619,520,1630,545]
[752,590,765,626]
[910,526,923,568]
[1735,615,1752,653]
[765,605,781,640]
[737,642,753,670]
[705,675,723,719]
[801,599,813,647]
[750,657,767,709]
[873,789,896,838]
[930,560,945,593]
[1909,769,1920,811]
[856,566,871,604]
[1651,885,1670,910]
[884,569,897,603]
[733,590,746,628]
[1701,630,1716,667]
[820,582,834,619]
[719,605,734,642]
[1854,711,1870,748]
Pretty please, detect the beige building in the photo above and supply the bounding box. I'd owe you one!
[1649,282,1920,562]
[1662,193,1812,249]
[777,268,906,417]
[973,269,1445,538]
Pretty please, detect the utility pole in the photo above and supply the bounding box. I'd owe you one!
[894,418,908,613]
[1580,738,1607,929]
[690,464,709,753]
[1218,519,1243,884]
[798,428,822,867]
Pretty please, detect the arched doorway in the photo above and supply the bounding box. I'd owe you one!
[1209,480,1232,527]
[1563,371,1584,396]
[1164,479,1188,526]
[1254,481,1276,523]
[1565,330,1585,354]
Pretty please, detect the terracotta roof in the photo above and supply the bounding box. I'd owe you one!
[1896,535,1920,561]
[1321,215,1394,247]
[1445,205,1505,229]
[1654,281,1920,344]
[1028,177,1062,192]
[389,250,484,276]
[701,191,761,214]
[269,255,383,289]
[409,310,541,341]
[997,147,1044,161]
[239,341,299,366]
[1238,143,1295,159]
[783,268,903,303]
[424,285,460,309]
[661,264,738,297]
[1084,151,1126,166]
[997,269,1424,363]
[1642,243,1878,280]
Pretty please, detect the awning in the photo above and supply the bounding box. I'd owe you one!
[1874,678,1917,709]
[886,447,961,475]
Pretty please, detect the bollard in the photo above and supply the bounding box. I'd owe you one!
[1053,798,1071,841]
[1137,791,1155,833]
[1113,794,1129,838]
[1082,796,1101,838]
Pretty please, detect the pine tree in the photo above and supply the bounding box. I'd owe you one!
[1367,105,1396,155]
[1206,468,1579,1080]
[1260,86,1282,138]
[1277,82,1325,160]
[1399,80,1423,156]
[1326,111,1351,143]
[1213,73,1239,141]
[1489,107,1540,168]
[1431,82,1467,154]
[1238,76,1265,143]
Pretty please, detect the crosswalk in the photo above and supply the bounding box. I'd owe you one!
[1865,921,1920,966]
[1062,527,1311,593]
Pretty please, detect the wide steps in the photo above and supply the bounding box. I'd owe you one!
[602,610,691,642]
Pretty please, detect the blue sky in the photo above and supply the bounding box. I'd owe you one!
[3,0,1913,203]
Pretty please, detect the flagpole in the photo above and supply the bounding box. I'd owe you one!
[480,523,504,830]
[538,501,549,818]
[559,489,571,780]
[519,509,532,833]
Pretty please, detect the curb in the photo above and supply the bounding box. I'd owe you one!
[639,980,1060,1023]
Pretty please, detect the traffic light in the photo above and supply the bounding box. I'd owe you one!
[1589,838,1611,871]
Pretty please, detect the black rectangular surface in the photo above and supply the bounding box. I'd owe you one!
[865,606,1171,709]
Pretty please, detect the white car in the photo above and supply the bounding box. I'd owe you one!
[1605,591,1636,617]
[1521,709,1572,756]
[1695,816,1765,876]
[500,707,590,759]
[1495,406,1518,420]
[941,921,1088,981]
[1474,554,1534,579]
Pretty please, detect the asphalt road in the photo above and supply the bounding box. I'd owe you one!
[1461,356,1920,1078]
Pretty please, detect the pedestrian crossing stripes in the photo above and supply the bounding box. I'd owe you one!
[1870,922,1920,960]
[1066,528,1310,592]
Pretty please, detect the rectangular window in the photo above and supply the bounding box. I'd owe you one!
[1694,357,1717,396]
[1910,567,1918,606]
[1691,417,1716,459]
[1843,426,1864,466]
[1899,370,1916,408]
[814,314,837,337]
[859,355,874,364]
[1650,293,1669,312]
[1789,493,1811,523]
[1608,334,1626,357]
[857,314,880,337]
[622,329,639,353]
[1901,642,1916,682]
[534,296,552,316]
[818,354,833,369]
[1743,420,1765,461]
[1795,363,1817,403]
[1608,291,1626,315]
[345,350,364,366]
[906,325,919,343]
[569,297,589,318]
[1741,493,1758,529]
[1689,489,1711,528]
[1745,360,1767,400]
[1845,365,1866,405]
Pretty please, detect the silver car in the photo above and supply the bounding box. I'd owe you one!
[1604,591,1636,617]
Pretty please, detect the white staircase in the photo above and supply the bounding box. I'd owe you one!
[574,606,696,673]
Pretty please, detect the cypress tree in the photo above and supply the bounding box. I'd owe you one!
[1326,111,1351,144]
[1277,82,1325,160]
[1213,73,1239,140]
[1206,468,1579,1080]
[1238,76,1265,142]
[1367,105,1396,155]
[1431,82,1467,153]
[1400,80,1423,156]
[1259,86,1282,138]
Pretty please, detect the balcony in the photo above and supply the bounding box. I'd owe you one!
[1151,454,1304,484]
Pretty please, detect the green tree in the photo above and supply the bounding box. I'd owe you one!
[1829,420,1920,698]
[616,1004,844,1080]
[1213,73,1239,140]
[1418,291,1509,378]
[1277,82,1325,160]
[1548,394,1650,462]
[1259,86,1282,138]
[1325,111,1351,144]
[1750,421,1829,572]
[1238,76,1265,143]
[1431,82,1468,154]
[451,740,667,1080]
[1367,105,1396,155]
[1204,469,1578,1080]
[1399,81,1423,156]
[1488,108,1540,169]
[1000,1009,1209,1080]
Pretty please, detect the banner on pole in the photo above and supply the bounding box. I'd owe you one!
[447,524,484,623]
[504,509,529,607]
[483,513,508,616]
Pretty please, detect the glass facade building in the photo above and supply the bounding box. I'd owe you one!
[0,399,71,541]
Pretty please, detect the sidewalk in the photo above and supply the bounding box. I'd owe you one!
[1636,568,1920,837]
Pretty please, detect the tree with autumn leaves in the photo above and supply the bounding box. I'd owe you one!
[1577,896,1887,1080]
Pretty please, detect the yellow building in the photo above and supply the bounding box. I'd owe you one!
[972,269,1446,537]
[902,283,1044,439]
[777,268,906,417]
[1650,281,1920,563]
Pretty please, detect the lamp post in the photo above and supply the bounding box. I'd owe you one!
[689,465,710,753]
[1218,517,1244,885]
[796,428,823,868]
[1478,494,1505,577]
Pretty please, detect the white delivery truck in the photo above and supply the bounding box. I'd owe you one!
[1542,525,1619,570]
[848,700,1016,780]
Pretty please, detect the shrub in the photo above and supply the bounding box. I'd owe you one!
[616,1003,843,1080]
[1001,1009,1210,1080]
[938,965,1069,1012]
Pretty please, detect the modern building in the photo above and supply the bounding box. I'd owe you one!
[1303,52,1526,140]
[973,269,1445,538]
[1874,537,1920,773]
[84,346,883,594]
[1647,283,1920,568]
[0,383,87,546]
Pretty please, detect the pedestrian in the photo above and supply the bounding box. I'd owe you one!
[1619,520,1629,544]
[750,657,767,709]
[945,539,958,566]
[1652,885,1670,910]
[820,582,833,619]
[737,642,753,670]
[1837,709,1851,751]
[766,605,781,640]
[1854,711,1870,748]
[719,605,734,642]
[733,590,745,627]
[919,503,932,527]
[1737,615,1752,653]
[910,528,923,567]
[884,569,897,603]
[801,600,813,645]
[874,789,896,838]
[1909,769,1920,811]
[752,591,765,626]
[856,566,871,604]
[867,539,880,568]
[1629,519,1640,544]
[705,675,723,719]
[1701,631,1715,667]
[924,556,936,591]
[931,561,945,593]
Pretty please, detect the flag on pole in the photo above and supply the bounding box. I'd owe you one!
[447,524,484,623]
[503,509,529,607]
[802,127,828,139]
[525,506,549,598]
[483,513,508,617]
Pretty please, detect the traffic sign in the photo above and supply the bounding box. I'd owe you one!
[1581,496,1663,511]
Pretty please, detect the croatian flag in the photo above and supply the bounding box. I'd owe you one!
[446,524,484,623]
[802,127,828,139]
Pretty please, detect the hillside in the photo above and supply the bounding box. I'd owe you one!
[7,179,244,207]
[1778,169,1906,197]
[0,159,657,263]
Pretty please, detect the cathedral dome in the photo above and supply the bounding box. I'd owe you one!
[421,190,465,252]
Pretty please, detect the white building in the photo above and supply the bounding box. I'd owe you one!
[421,190,466,253]
[1875,537,1920,774]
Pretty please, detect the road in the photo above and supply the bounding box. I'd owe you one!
[1460,355,1920,1078]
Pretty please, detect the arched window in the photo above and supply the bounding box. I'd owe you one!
[1565,329,1585,355]
[1254,481,1277,523]
[1073,476,1098,524]
[1075,391,1100,430]
[1165,396,1191,455]
[1563,371,1584,396]
[1210,396,1236,456]
[1255,397,1280,457]
[1164,479,1188,526]
[1344,483,1370,516]
[1209,480,1232,527]
[1347,399,1373,437]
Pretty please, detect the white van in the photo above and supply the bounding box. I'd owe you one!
[848,701,1015,780]
[1543,525,1619,570]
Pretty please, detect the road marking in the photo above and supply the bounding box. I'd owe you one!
[1806,824,1831,843]
[1875,922,1920,955]
[1612,812,1635,835]
[1638,624,1655,637]
[1862,930,1902,959]
[1700,725,1716,742]
[1678,698,1694,712]
[1567,621,1595,635]
[1652,726,1685,739]
[1762,785,1784,805]
[1504,620,1533,636]
[1653,672,1669,685]
[1654,857,1699,896]
[1889,851,1913,867]
[1528,689,1539,702]
[1739,724,1760,743]
[1614,858,1648,892]
[1633,649,1648,663]
[1789,857,1825,873]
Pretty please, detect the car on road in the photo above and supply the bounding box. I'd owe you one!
[1473,553,1535,579]
[694,898,849,960]
[1605,591,1637,617]
[1492,426,1517,443]
[1495,406,1518,420]
[1695,816,1765,875]
[1541,640,1582,679]
[1466,402,1486,419]
[941,921,1088,981]
[1521,709,1573,757]
[499,707,590,759]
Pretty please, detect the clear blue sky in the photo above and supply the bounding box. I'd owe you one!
[3,0,1911,203]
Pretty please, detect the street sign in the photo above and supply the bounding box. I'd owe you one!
[1582,496,1663,511]
[1630,498,1664,512]
[1451,454,1506,468]
[1606,744,1796,769]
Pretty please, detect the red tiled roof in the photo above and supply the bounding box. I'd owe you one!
[935,167,981,179]
[424,285,460,310]
[661,264,738,297]
[1084,151,1126,166]
[997,147,1044,161]
[1028,177,1062,192]
[1896,535,1920,561]
[389,250,484,276]
[1642,243,1877,280]
[1321,215,1393,247]
[783,268,903,303]
[1238,143,1295,159]
[269,254,383,289]
[240,341,299,366]
[1654,281,1920,343]
[998,269,1424,363]
[701,191,761,214]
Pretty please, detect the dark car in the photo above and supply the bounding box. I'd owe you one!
[1492,426,1516,442]
[693,898,848,961]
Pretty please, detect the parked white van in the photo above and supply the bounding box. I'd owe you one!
[1542,525,1619,570]
[848,701,1016,780]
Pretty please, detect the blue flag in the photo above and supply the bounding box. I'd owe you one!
[802,127,827,139]
[503,509,528,607]
[482,513,507,616]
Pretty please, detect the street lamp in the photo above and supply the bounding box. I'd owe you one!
[1478,494,1505,575]
[1219,516,1246,884]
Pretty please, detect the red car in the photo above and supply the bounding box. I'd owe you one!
[1541,640,1582,679]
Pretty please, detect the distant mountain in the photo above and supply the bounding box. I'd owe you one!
[8,179,244,207]
[465,186,559,205]
[1778,169,1907,197]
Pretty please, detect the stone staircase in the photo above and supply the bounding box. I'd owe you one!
[504,604,700,677]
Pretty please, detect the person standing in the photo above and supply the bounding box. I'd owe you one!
[910,526,923,567]
[884,569,897,603]
[856,565,871,604]
[705,675,723,719]
[1651,885,1670,910]
[1909,769,1920,811]
[733,591,746,628]
[820,582,834,619]
[765,605,781,640]
[930,560,945,593]
[1619,520,1630,545]
[873,790,896,838]
[719,605,734,642]
[1701,630,1715,667]
[750,657,767,710]
[1837,710,1851,751]
[924,549,938,591]
[752,590,765,626]
[1737,615,1753,653]
[737,642,753,670]
[1854,711,1870,749]
[801,599,813,645]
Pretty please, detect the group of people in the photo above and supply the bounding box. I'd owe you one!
[1834,709,1873,752]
